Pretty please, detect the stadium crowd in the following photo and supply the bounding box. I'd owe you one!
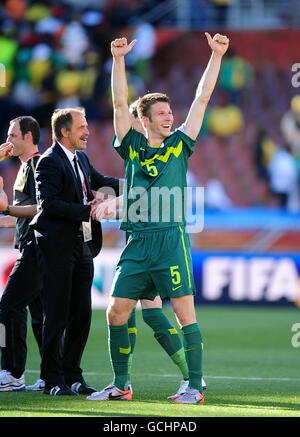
[1,0,300,214]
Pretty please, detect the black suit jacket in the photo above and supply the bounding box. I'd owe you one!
[30,142,120,257]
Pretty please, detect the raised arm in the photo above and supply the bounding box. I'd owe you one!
[111,37,137,141]
[183,32,229,140]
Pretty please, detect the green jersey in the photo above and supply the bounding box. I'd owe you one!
[113,127,196,232]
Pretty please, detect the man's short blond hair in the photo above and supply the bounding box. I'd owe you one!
[137,93,170,120]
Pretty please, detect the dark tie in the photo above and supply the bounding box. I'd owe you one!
[73,156,84,202]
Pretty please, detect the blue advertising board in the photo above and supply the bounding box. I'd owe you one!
[192,252,300,306]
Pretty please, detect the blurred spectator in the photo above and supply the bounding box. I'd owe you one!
[204,178,232,210]
[281,95,300,169]
[79,50,103,121]
[127,21,156,83]
[24,2,51,22]
[211,0,232,28]
[0,29,18,91]
[268,143,299,211]
[28,43,53,87]
[252,129,276,182]
[218,48,253,105]
[60,20,89,66]
[11,79,39,110]
[206,91,244,138]
[4,0,27,21]
[33,63,57,128]
[55,65,81,107]
[104,0,140,29]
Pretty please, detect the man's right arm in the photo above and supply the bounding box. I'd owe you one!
[111,37,137,141]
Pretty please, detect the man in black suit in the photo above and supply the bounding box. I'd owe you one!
[31,107,120,396]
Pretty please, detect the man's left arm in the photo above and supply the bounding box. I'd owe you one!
[4,205,37,218]
[183,32,229,140]
[0,175,36,219]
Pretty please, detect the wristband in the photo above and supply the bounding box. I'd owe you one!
[2,205,10,215]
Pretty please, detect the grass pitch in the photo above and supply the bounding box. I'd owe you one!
[0,306,299,417]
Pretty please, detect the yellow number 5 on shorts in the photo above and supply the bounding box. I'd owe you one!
[170,265,182,291]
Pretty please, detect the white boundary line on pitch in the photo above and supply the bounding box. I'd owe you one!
[204,375,300,382]
[25,370,300,382]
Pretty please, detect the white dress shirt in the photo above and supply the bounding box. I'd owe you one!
[57,142,87,204]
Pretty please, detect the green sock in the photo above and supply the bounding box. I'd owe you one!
[182,323,203,392]
[170,348,189,380]
[142,308,189,380]
[108,324,131,390]
[127,309,137,381]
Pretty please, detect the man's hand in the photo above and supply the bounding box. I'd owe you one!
[0,142,14,161]
[111,37,137,58]
[88,198,104,207]
[91,198,118,221]
[205,32,229,56]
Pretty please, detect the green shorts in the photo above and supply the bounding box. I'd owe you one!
[111,225,196,300]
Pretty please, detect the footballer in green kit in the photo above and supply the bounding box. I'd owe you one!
[88,32,229,404]
[108,102,206,399]
[112,124,196,301]
[116,124,195,232]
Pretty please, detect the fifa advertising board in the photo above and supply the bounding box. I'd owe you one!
[0,248,299,307]
[193,252,300,306]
